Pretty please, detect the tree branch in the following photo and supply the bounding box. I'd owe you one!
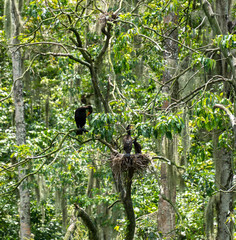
[0,54,40,102]
[95,33,111,66]
[166,76,233,111]
[63,216,77,240]
[69,27,92,64]
[152,155,185,170]
[214,104,236,148]
[201,0,235,78]
[74,204,99,240]
[201,0,222,35]
[108,199,121,209]
[39,52,91,67]
[214,104,236,128]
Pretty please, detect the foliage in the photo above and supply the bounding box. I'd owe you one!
[0,0,235,239]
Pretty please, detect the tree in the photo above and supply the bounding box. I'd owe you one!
[201,1,235,239]
[7,0,31,239]
[1,1,236,239]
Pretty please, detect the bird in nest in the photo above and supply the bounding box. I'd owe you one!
[133,137,142,154]
[74,105,93,135]
[123,125,133,157]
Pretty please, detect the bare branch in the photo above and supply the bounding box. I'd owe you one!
[152,156,185,170]
[40,52,91,67]
[114,0,124,15]
[166,76,233,111]
[108,199,121,209]
[68,27,92,63]
[143,25,199,53]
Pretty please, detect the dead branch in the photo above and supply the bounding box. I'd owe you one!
[39,51,91,67]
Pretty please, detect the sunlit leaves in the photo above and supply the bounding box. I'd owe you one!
[134,113,184,140]
[90,113,118,141]
[215,34,236,49]
[199,56,216,71]
[192,91,232,132]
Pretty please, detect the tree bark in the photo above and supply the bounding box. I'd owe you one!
[157,137,177,239]
[113,161,136,240]
[74,204,99,240]
[201,1,235,238]
[212,104,235,239]
[157,11,178,239]
[122,168,135,240]
[213,131,234,240]
[9,0,31,239]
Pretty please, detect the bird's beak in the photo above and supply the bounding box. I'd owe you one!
[87,111,91,116]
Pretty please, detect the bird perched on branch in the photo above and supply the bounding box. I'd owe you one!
[75,105,93,135]
[133,137,142,154]
[123,125,133,157]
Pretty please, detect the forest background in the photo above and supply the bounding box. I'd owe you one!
[0,0,236,239]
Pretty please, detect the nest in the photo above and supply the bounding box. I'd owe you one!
[111,153,151,179]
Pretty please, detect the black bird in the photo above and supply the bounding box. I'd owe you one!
[75,105,93,135]
[133,137,142,154]
[123,125,133,157]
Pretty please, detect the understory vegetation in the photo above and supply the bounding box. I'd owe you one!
[0,0,236,239]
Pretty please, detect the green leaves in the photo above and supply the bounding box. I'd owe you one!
[192,91,232,132]
[200,56,216,71]
[90,113,117,141]
[215,34,236,49]
[154,114,184,139]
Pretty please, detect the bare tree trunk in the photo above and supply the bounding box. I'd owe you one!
[112,158,136,240]
[213,131,234,240]
[157,138,177,239]
[212,103,235,239]
[61,187,68,232]
[201,1,235,238]
[9,0,31,239]
[122,168,135,240]
[157,11,178,239]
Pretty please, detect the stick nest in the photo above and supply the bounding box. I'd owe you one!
[111,153,151,177]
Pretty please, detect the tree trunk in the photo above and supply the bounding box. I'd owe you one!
[74,204,99,240]
[213,131,234,240]
[122,168,135,240]
[157,137,177,239]
[215,0,231,34]
[202,1,235,238]
[9,0,31,239]
[61,187,68,232]
[157,11,178,239]
[113,161,136,240]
